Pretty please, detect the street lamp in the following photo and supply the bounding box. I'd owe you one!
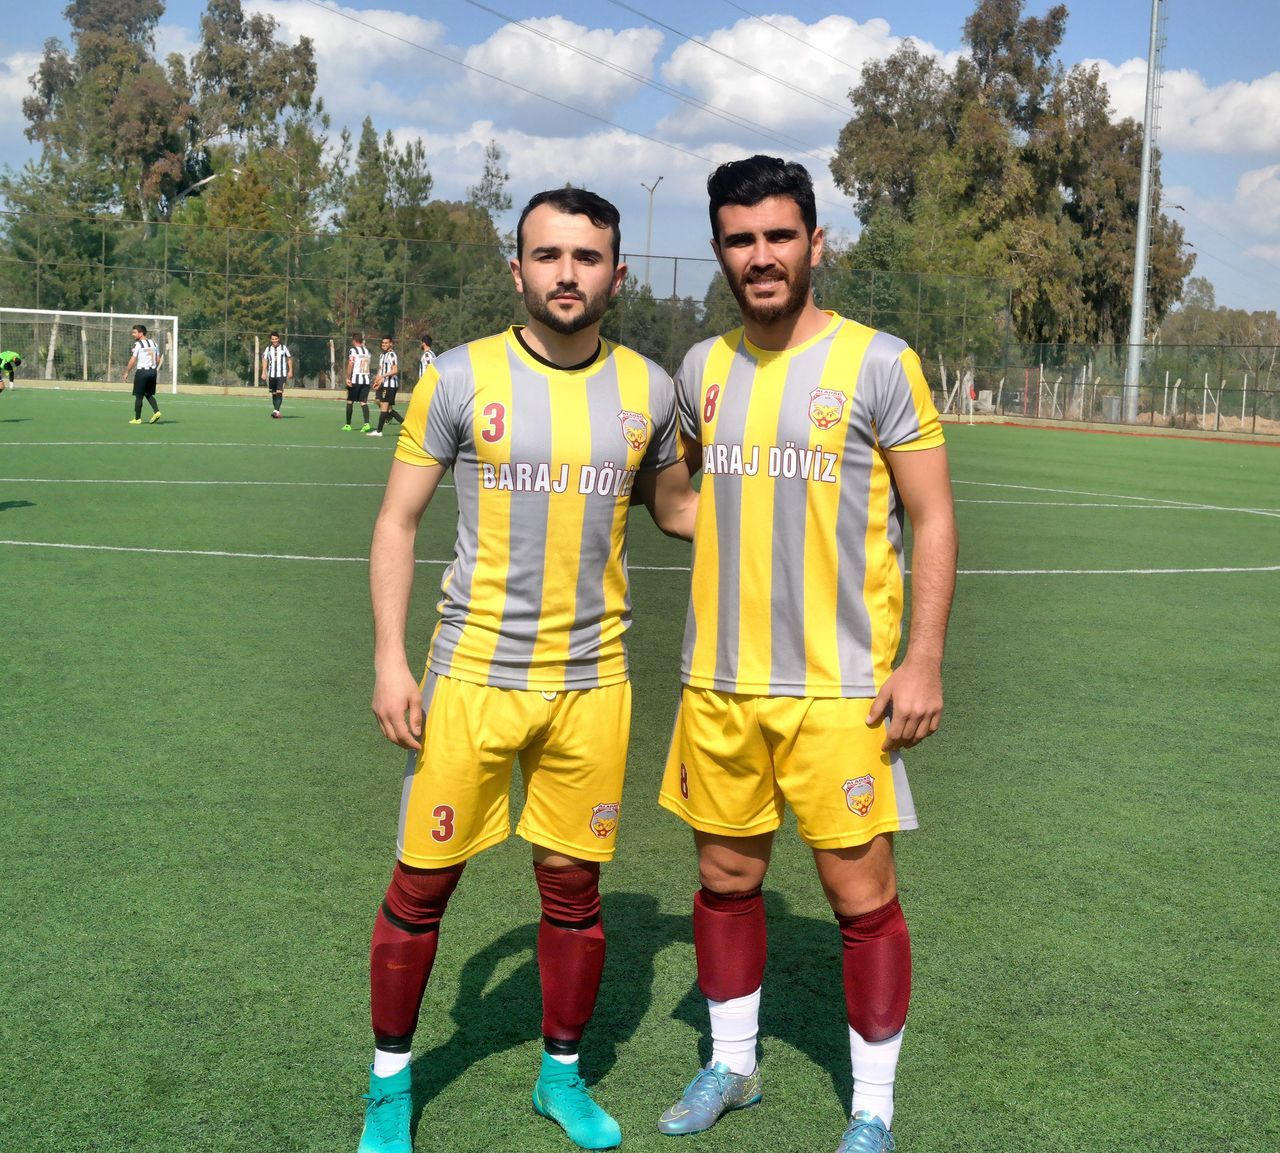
[641,176,663,290]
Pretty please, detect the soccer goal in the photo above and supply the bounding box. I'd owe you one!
[0,307,179,393]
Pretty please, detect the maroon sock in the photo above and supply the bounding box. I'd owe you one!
[837,896,911,1041]
[369,862,464,1049]
[693,886,767,1002]
[534,862,605,1050]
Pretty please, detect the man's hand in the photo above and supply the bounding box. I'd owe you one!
[865,656,943,751]
[371,662,425,750]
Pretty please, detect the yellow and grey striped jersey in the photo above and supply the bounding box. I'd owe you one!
[675,311,944,698]
[395,326,682,691]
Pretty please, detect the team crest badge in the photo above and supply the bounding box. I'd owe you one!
[589,802,620,839]
[843,775,876,817]
[618,410,650,452]
[808,387,848,430]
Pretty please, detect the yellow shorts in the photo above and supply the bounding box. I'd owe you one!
[398,673,631,868]
[658,686,918,849]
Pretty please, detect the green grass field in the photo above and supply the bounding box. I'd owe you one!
[2,388,1277,1153]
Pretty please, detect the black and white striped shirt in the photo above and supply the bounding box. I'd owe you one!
[420,347,436,379]
[262,343,291,378]
[379,349,398,386]
[348,345,371,384]
[132,339,160,370]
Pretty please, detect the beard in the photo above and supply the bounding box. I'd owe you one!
[524,282,612,335]
[727,253,812,326]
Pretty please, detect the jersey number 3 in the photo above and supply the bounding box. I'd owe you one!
[430,805,455,842]
[481,402,506,443]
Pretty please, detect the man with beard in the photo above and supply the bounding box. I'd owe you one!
[357,187,697,1153]
[655,157,957,1153]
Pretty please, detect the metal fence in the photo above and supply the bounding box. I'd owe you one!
[4,209,1275,436]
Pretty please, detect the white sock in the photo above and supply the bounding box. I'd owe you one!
[708,987,761,1076]
[547,1051,578,1066]
[849,1025,904,1127]
[372,1048,411,1078]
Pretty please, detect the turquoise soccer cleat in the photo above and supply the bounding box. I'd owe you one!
[657,1060,762,1135]
[357,1065,412,1153]
[532,1053,621,1150]
[835,1111,895,1153]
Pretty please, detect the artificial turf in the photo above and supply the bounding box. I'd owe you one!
[2,389,1276,1152]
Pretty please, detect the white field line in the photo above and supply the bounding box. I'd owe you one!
[3,440,386,451]
[953,479,1280,519]
[2,538,1277,576]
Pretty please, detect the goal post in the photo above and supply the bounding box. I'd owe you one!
[0,307,180,393]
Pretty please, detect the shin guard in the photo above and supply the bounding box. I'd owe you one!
[693,886,766,1002]
[837,895,911,1042]
[369,862,464,1049]
[534,862,605,1051]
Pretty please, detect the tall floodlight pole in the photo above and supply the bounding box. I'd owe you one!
[1123,0,1164,422]
[641,176,663,289]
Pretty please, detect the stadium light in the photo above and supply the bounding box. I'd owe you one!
[641,176,663,290]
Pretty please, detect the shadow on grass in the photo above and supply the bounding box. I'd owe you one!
[409,888,849,1130]
[0,500,36,511]
[0,417,32,423]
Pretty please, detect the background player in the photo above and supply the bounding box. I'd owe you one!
[368,335,401,437]
[359,188,696,1153]
[656,156,958,1153]
[418,333,435,381]
[0,349,20,390]
[123,324,162,424]
[261,331,292,418]
[345,333,373,431]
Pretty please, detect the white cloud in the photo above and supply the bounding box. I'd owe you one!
[1086,58,1280,154]
[659,16,957,148]
[1235,164,1280,238]
[460,18,663,133]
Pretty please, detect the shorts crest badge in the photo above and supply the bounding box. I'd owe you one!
[618,410,650,452]
[589,802,620,839]
[843,775,875,817]
[808,387,848,430]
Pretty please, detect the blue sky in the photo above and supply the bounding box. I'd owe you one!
[2,0,1278,314]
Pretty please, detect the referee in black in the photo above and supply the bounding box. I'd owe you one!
[262,332,293,418]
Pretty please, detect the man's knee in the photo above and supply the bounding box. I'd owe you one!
[380,860,465,933]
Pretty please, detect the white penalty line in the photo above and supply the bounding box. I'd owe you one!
[1,539,1277,575]
[953,479,1280,519]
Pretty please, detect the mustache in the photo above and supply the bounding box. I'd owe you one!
[744,268,787,283]
[546,285,584,301]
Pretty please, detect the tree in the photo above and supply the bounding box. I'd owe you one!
[830,0,1193,347]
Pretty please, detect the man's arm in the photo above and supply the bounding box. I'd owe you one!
[123,352,137,380]
[286,352,293,380]
[865,444,957,751]
[155,344,163,372]
[632,452,699,540]
[369,458,447,750]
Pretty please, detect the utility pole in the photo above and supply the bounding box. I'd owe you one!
[1123,0,1164,422]
[641,176,663,290]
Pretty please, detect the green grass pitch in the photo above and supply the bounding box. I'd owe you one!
[2,389,1276,1153]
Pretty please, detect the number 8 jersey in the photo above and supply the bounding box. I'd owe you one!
[395,326,682,691]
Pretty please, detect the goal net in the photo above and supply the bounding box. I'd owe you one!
[0,308,179,392]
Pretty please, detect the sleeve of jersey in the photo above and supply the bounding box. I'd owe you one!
[875,346,945,451]
[394,369,455,468]
[640,366,684,471]
[673,354,701,442]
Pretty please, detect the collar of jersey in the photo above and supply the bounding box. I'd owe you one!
[740,310,841,362]
[507,326,610,376]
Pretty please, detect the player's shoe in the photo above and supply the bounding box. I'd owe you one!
[360,422,372,432]
[835,1111,895,1153]
[367,429,382,437]
[657,1060,762,1135]
[357,1065,411,1153]
[128,418,143,425]
[342,424,352,431]
[149,411,162,423]
[532,1053,621,1150]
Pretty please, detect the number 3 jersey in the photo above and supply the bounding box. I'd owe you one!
[674,311,944,699]
[395,326,682,691]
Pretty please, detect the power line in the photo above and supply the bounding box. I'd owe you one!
[463,0,830,159]
[606,0,852,117]
[717,0,862,78]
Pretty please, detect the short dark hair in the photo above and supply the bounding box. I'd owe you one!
[351,332,363,342]
[269,330,279,338]
[707,155,817,241]
[133,323,148,336]
[419,334,432,346]
[516,188,621,267]
[381,334,394,342]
